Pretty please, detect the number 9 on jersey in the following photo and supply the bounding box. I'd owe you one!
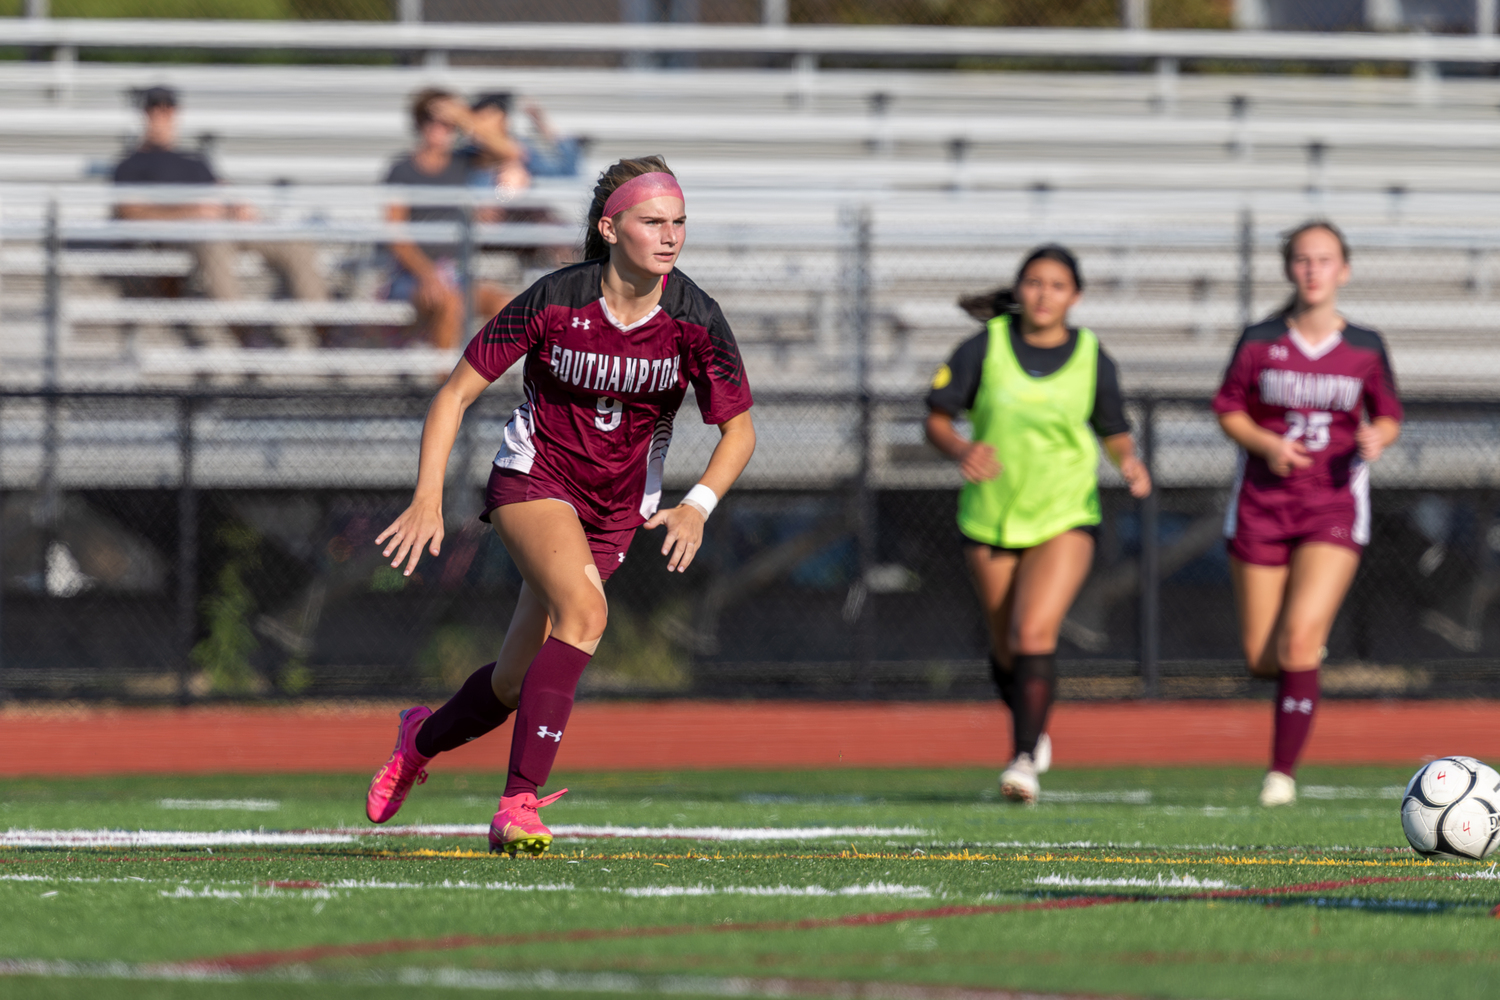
[595,396,623,432]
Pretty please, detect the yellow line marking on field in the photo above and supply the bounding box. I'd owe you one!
[375,847,1477,868]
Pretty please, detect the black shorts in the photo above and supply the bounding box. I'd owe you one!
[959,523,1099,556]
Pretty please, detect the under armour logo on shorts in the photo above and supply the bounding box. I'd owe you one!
[1280,697,1314,715]
[537,726,563,742]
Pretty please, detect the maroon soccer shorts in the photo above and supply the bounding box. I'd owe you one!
[1225,498,1364,567]
[480,468,637,582]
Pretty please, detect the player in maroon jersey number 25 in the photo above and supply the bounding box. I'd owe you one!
[366,156,756,854]
[1212,221,1402,808]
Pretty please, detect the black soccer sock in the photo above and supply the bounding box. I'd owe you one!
[1010,652,1057,759]
[990,655,1018,713]
[414,663,512,758]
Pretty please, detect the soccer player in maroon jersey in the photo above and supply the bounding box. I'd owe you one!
[364,156,756,854]
[1213,221,1402,807]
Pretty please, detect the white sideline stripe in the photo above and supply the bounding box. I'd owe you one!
[1037,790,1152,804]
[157,799,280,812]
[1031,873,1239,890]
[361,824,929,841]
[0,830,354,848]
[0,959,1089,998]
[1300,786,1406,800]
[618,881,933,899]
[146,880,938,900]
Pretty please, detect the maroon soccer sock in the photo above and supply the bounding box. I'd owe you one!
[503,637,593,798]
[1010,652,1056,759]
[1271,668,1320,777]
[414,663,512,758]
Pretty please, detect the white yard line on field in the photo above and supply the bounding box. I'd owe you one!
[144,878,940,900]
[0,960,1103,998]
[617,881,934,898]
[0,829,354,848]
[1030,873,1240,890]
[1299,786,1406,800]
[1036,790,1152,804]
[157,799,281,811]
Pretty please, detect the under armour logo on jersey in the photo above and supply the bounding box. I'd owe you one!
[537,726,563,742]
[617,553,625,563]
[572,317,591,330]
[1268,345,1289,360]
[1281,697,1314,715]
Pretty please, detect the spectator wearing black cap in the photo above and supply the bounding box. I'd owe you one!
[113,86,327,326]
[469,92,581,183]
[382,88,515,349]
[465,93,577,269]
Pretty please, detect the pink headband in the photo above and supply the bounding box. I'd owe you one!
[601,171,684,219]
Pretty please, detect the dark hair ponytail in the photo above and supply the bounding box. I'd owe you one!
[957,244,1083,323]
[1275,218,1350,319]
[581,155,675,262]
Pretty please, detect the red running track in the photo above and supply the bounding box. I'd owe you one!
[3,700,1498,775]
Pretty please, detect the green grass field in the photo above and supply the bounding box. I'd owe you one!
[3,766,1498,999]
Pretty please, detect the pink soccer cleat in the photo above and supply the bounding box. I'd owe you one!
[489,788,569,856]
[365,706,433,823]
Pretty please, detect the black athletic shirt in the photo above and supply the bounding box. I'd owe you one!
[383,150,480,258]
[112,145,217,185]
[926,326,1130,438]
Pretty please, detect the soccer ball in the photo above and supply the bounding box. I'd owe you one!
[1400,756,1500,860]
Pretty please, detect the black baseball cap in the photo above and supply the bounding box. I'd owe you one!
[140,86,177,110]
[471,92,512,114]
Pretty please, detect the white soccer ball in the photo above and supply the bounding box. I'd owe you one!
[1401,756,1500,860]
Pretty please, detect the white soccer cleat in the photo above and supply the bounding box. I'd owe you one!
[1033,733,1052,775]
[1260,770,1296,807]
[999,753,1040,804]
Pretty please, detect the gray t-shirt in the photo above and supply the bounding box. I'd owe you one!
[383,150,476,260]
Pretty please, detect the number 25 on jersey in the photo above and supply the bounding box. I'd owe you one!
[1284,410,1331,452]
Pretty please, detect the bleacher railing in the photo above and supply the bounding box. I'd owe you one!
[6,18,1500,74]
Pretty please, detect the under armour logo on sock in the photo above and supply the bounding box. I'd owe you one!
[1281,697,1314,715]
[537,726,563,742]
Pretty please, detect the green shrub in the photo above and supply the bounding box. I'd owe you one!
[190,522,263,695]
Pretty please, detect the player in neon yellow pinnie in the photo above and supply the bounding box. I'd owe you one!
[926,245,1151,803]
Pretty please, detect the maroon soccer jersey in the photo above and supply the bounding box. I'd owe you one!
[1212,317,1402,556]
[463,259,753,530]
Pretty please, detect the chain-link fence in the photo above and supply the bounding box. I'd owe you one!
[1,389,1497,703]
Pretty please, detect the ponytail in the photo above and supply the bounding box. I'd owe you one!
[581,155,675,262]
[956,243,1083,324]
[958,287,1019,322]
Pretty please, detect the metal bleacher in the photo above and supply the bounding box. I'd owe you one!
[4,22,1500,403]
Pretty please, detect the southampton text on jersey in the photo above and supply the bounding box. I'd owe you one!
[548,344,683,396]
[1257,369,1364,413]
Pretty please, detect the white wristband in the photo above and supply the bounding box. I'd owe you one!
[681,483,719,520]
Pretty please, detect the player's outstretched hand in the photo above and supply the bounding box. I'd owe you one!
[1119,454,1152,498]
[645,503,705,573]
[959,441,1002,483]
[376,502,444,577]
[1265,437,1312,477]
